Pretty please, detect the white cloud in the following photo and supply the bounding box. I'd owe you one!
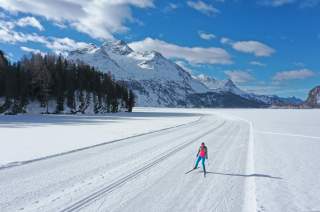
[0,25,48,44]
[16,16,44,31]
[20,46,44,55]
[46,37,89,55]
[224,70,255,83]
[0,19,15,30]
[250,61,266,66]
[164,3,179,12]
[0,0,154,39]
[53,22,67,29]
[232,41,275,57]
[259,0,295,7]
[0,22,90,55]
[220,36,275,57]
[220,37,233,45]
[273,69,316,81]
[168,3,178,9]
[259,0,320,8]
[129,37,232,65]
[198,31,216,40]
[187,1,220,16]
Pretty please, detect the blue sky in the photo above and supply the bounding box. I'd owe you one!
[0,0,319,99]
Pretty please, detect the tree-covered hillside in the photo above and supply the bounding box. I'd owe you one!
[0,51,134,114]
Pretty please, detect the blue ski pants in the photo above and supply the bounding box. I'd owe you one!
[195,156,206,169]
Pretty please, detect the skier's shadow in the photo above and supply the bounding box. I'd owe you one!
[204,171,282,179]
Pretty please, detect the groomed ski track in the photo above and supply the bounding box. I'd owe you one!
[0,113,256,212]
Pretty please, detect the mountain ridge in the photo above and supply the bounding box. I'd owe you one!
[68,39,303,108]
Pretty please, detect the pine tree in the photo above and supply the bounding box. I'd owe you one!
[55,56,65,113]
[0,50,135,114]
[128,90,135,112]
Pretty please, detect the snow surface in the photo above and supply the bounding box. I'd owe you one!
[209,109,320,212]
[0,111,200,166]
[0,108,319,212]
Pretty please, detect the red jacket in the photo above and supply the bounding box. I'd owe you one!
[197,146,208,158]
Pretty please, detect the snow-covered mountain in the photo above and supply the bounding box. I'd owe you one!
[249,94,303,106]
[194,74,246,96]
[68,39,302,108]
[305,86,320,108]
[69,40,208,106]
[194,74,303,106]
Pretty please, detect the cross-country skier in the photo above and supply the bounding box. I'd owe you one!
[194,142,208,174]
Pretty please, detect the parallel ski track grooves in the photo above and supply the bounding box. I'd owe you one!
[0,115,203,170]
[60,121,226,212]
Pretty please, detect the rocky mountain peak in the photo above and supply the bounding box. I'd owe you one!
[69,43,97,55]
[139,50,165,61]
[225,79,236,88]
[306,86,320,108]
[101,39,133,55]
[195,74,241,94]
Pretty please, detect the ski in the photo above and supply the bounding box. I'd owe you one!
[185,167,198,174]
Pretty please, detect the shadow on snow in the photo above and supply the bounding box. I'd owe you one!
[0,111,200,128]
[203,171,282,179]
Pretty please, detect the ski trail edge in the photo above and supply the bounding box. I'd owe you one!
[242,121,257,212]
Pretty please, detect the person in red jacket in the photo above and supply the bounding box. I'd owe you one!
[194,142,208,173]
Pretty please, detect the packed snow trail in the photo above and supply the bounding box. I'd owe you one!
[214,109,320,212]
[0,114,262,212]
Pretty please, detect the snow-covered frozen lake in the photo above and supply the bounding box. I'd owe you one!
[0,108,319,212]
[0,110,200,166]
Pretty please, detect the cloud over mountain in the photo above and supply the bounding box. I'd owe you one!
[273,69,316,81]
[224,70,255,83]
[129,37,232,65]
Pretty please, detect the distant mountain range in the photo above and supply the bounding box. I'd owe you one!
[68,39,304,108]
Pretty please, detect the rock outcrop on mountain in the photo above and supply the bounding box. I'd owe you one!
[305,86,320,108]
